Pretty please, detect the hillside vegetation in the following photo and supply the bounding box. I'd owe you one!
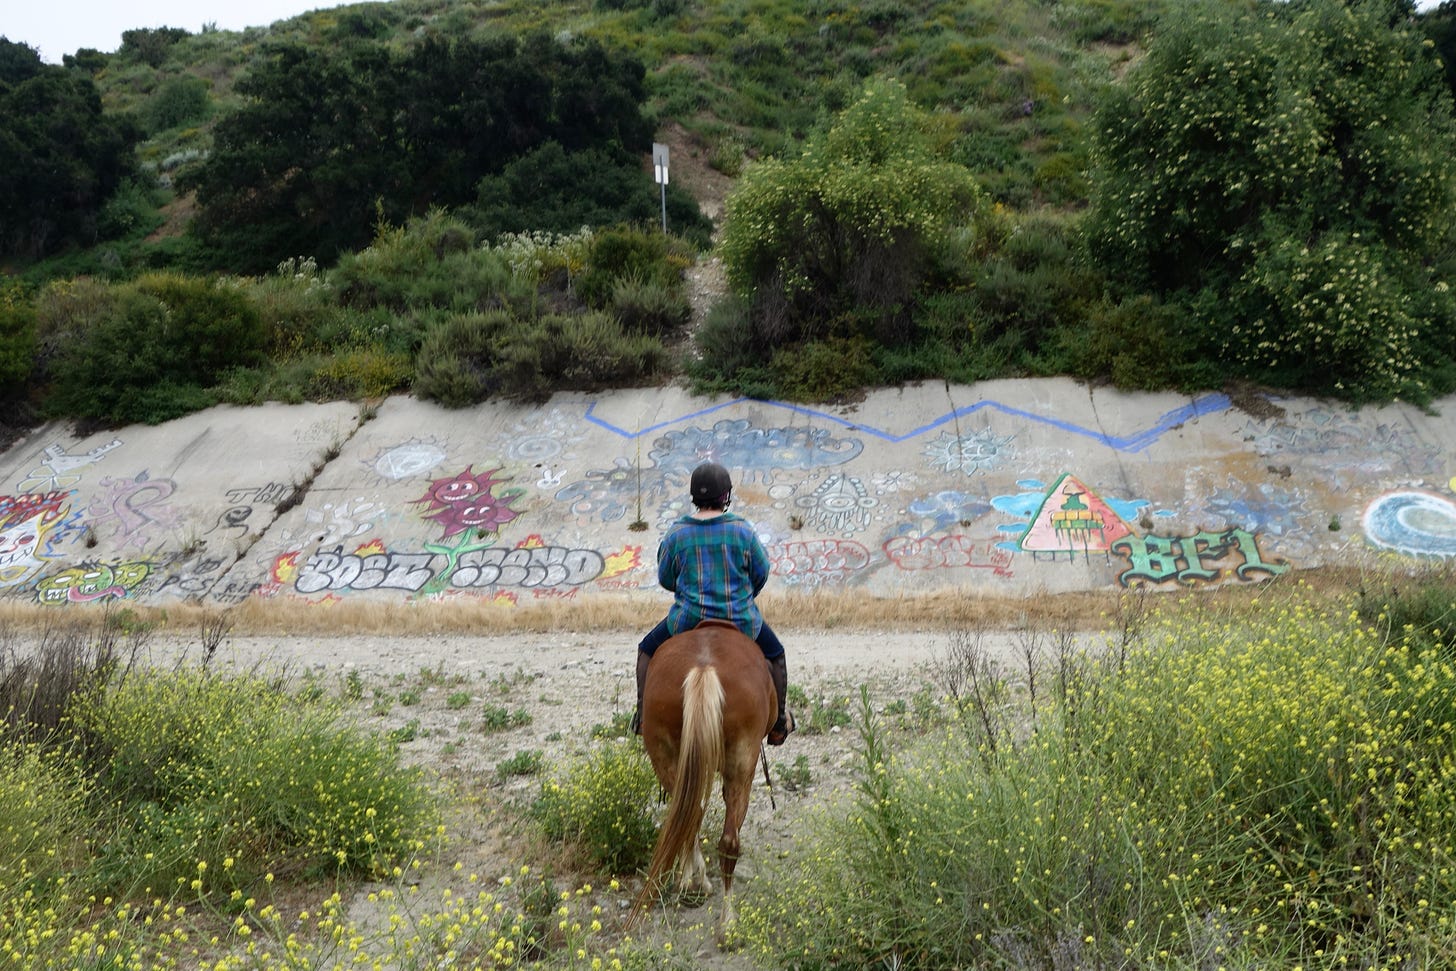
[4,0,1456,446]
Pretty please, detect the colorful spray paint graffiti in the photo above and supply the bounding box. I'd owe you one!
[997,474,1141,559]
[555,458,672,525]
[924,428,1015,476]
[1112,529,1288,587]
[0,491,80,588]
[883,535,1013,577]
[1363,492,1456,558]
[416,467,521,537]
[905,491,994,533]
[86,471,183,553]
[31,549,236,605]
[792,474,878,535]
[368,439,447,481]
[36,561,151,604]
[995,474,1288,586]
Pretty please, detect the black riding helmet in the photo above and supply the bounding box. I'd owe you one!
[689,461,733,509]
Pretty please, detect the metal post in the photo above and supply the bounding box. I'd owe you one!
[652,142,670,234]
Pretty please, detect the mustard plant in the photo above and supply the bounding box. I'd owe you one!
[533,740,659,873]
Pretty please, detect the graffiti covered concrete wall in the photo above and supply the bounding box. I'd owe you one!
[1,381,1452,609]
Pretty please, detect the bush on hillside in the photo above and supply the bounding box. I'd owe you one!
[718,77,985,364]
[1088,0,1456,403]
[44,272,265,426]
[416,309,670,406]
[574,225,689,308]
[0,290,35,392]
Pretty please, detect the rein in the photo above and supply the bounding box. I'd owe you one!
[760,741,777,810]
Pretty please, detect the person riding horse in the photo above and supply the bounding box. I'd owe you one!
[631,461,794,745]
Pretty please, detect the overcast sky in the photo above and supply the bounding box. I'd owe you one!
[5,0,363,63]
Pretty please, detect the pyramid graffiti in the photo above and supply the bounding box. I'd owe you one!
[1016,473,1134,555]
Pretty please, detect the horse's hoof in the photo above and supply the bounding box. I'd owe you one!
[677,888,710,909]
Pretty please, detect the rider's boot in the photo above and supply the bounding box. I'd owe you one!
[767,653,794,745]
[629,650,649,735]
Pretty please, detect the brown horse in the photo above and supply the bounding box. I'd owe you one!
[625,620,777,942]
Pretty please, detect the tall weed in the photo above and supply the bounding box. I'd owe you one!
[738,593,1456,968]
[533,739,659,873]
[71,666,438,893]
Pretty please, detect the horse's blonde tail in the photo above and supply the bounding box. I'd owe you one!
[627,666,724,928]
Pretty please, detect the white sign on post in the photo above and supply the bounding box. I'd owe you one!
[652,142,669,233]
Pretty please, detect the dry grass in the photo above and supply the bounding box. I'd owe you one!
[0,566,1385,637]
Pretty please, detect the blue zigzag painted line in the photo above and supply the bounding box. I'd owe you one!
[583,392,1232,454]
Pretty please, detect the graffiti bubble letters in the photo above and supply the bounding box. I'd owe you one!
[650,419,863,482]
[295,547,435,594]
[1111,528,1288,587]
[884,535,1013,577]
[768,539,870,586]
[451,546,605,589]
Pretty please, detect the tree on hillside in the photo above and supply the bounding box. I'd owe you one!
[0,38,138,260]
[1087,0,1456,402]
[717,77,985,351]
[185,33,664,273]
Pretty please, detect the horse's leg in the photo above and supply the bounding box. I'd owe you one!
[715,744,757,943]
[680,838,711,898]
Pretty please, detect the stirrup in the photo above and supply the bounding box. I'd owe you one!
[767,710,794,746]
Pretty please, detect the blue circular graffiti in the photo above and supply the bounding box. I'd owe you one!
[1362,492,1456,558]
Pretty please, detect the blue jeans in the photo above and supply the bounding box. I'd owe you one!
[637,618,785,660]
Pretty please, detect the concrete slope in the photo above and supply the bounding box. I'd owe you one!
[1,380,1452,610]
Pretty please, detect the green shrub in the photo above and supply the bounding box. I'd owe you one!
[575,225,683,308]
[44,272,265,426]
[70,667,438,892]
[140,75,211,134]
[413,310,514,408]
[609,273,691,336]
[415,309,669,406]
[497,749,545,779]
[96,179,165,241]
[738,595,1456,968]
[334,213,527,314]
[481,704,532,734]
[1056,293,1205,392]
[309,348,413,399]
[0,733,93,893]
[0,292,36,391]
[769,336,877,403]
[1355,565,1456,649]
[533,739,659,873]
